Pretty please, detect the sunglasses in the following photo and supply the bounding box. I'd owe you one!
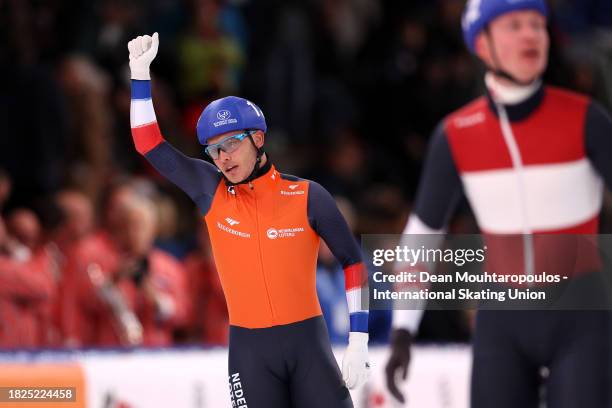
[204,131,255,159]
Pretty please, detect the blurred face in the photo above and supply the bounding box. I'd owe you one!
[106,186,137,233]
[475,10,548,83]
[115,202,157,257]
[57,191,94,239]
[7,209,41,249]
[207,130,264,184]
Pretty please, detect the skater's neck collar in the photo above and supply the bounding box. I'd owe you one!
[485,73,545,122]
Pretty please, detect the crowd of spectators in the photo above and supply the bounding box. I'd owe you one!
[1,0,612,348]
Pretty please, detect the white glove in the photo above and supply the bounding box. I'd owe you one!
[342,332,370,389]
[127,32,159,80]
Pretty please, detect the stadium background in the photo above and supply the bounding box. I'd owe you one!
[1,0,612,406]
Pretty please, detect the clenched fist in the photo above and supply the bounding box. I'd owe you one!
[127,32,159,80]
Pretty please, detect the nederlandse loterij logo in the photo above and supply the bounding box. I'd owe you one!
[225,217,240,226]
[267,228,279,239]
[266,227,305,239]
[217,110,231,120]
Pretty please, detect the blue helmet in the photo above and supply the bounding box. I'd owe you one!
[462,0,548,54]
[196,96,267,145]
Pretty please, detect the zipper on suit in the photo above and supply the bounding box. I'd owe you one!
[496,103,535,279]
[251,184,276,321]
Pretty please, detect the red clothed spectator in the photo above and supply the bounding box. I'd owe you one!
[0,217,55,348]
[183,224,228,345]
[27,246,60,346]
[49,190,96,346]
[66,194,188,347]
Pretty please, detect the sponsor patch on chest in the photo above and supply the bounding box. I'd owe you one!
[217,216,251,238]
[266,227,305,239]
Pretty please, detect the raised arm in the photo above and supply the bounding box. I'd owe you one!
[128,33,222,215]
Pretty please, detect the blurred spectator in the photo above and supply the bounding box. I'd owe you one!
[47,190,96,345]
[319,0,381,64]
[6,209,43,253]
[0,215,56,348]
[357,184,408,235]
[66,190,188,347]
[309,128,370,201]
[57,56,115,203]
[91,0,142,78]
[178,0,244,101]
[53,190,96,252]
[154,194,190,260]
[6,208,59,346]
[182,223,228,345]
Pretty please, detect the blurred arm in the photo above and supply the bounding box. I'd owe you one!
[144,254,189,328]
[0,256,53,301]
[392,121,464,334]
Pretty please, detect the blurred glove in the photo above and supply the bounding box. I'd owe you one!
[342,332,370,389]
[127,32,159,80]
[385,328,413,404]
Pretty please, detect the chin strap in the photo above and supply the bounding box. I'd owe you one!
[224,133,266,187]
[484,26,538,87]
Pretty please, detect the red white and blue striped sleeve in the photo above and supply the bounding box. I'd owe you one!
[343,262,369,333]
[130,80,222,215]
[130,80,164,154]
[307,181,369,333]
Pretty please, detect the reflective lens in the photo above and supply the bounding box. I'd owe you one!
[204,131,253,159]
